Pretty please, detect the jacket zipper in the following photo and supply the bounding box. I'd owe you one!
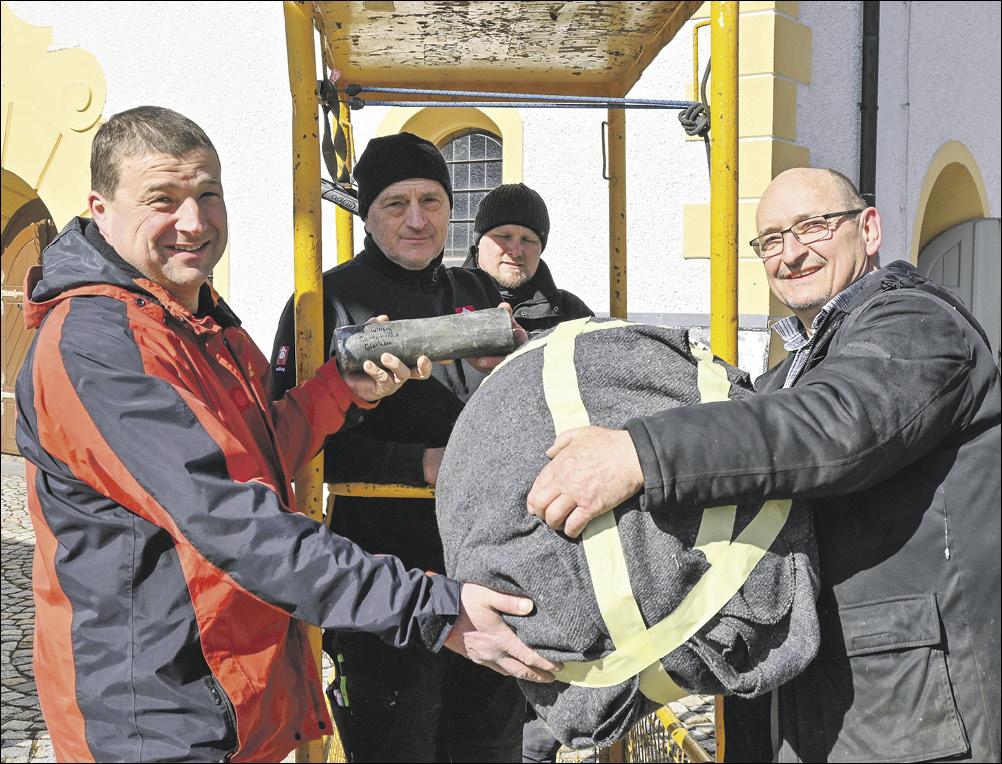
[212,336,326,749]
[203,674,239,760]
[788,309,842,387]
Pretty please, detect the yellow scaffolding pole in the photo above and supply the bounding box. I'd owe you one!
[335,94,355,264]
[283,2,326,761]
[607,108,627,319]
[709,0,739,366]
[709,9,738,756]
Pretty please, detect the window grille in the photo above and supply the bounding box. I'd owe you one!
[440,131,502,265]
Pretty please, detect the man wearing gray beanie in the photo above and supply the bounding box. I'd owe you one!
[464,183,593,337]
[270,132,527,762]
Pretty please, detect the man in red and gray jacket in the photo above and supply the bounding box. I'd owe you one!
[15,106,556,764]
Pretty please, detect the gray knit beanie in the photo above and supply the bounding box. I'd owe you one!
[474,183,550,251]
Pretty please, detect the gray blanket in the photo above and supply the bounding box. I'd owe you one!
[436,322,820,748]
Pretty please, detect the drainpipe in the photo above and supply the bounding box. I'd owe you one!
[859,1,880,206]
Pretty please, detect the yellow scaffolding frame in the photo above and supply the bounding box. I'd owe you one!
[283,1,739,760]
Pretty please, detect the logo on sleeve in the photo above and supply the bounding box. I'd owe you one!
[455,305,475,313]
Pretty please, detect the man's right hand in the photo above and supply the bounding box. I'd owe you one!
[344,352,433,402]
[444,584,560,683]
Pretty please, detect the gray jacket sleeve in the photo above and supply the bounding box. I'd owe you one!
[625,290,977,511]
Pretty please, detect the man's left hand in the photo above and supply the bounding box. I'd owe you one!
[344,352,432,402]
[527,426,644,538]
[465,302,529,373]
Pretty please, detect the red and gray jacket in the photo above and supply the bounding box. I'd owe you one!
[15,218,461,763]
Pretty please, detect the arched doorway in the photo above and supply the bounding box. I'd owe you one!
[912,142,999,366]
[918,219,1001,365]
[2,196,56,454]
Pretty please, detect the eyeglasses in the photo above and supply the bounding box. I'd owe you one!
[750,209,865,260]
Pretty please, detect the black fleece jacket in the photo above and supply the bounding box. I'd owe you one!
[270,236,502,571]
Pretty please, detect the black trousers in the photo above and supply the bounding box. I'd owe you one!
[521,716,562,763]
[331,630,524,763]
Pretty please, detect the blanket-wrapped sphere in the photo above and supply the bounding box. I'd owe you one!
[436,321,819,748]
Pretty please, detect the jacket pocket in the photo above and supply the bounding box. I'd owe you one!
[809,594,968,763]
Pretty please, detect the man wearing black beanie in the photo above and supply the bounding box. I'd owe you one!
[463,184,593,763]
[463,183,593,337]
[270,133,527,762]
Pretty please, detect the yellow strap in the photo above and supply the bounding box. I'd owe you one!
[487,318,634,379]
[690,340,733,405]
[538,319,685,701]
[553,500,790,687]
[541,320,592,433]
[535,326,792,695]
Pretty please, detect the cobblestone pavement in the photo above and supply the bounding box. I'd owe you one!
[1,455,53,763]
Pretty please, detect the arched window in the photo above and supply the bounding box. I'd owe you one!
[440,131,503,264]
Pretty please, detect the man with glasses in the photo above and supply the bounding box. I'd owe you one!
[523,168,1000,762]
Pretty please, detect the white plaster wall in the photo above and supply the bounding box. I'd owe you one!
[876,1,1002,264]
[10,2,999,360]
[8,1,305,349]
[796,1,862,181]
[345,16,713,320]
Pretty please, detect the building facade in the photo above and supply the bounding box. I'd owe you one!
[3,1,1000,452]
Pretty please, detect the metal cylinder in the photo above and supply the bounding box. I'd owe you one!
[333,307,516,372]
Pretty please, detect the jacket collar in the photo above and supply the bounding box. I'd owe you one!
[770,260,925,349]
[359,234,444,287]
[24,217,239,335]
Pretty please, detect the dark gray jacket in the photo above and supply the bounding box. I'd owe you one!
[626,261,1001,762]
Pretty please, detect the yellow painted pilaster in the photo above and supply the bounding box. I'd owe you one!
[683,1,812,324]
[212,246,230,301]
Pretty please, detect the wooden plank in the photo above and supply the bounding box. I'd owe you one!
[313,1,702,98]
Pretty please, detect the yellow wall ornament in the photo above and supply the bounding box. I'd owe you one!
[377,106,524,184]
[1,1,107,230]
[911,140,991,263]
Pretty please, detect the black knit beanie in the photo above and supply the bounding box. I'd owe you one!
[473,183,550,251]
[354,132,453,219]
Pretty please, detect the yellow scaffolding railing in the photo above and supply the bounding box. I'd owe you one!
[284,1,739,760]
